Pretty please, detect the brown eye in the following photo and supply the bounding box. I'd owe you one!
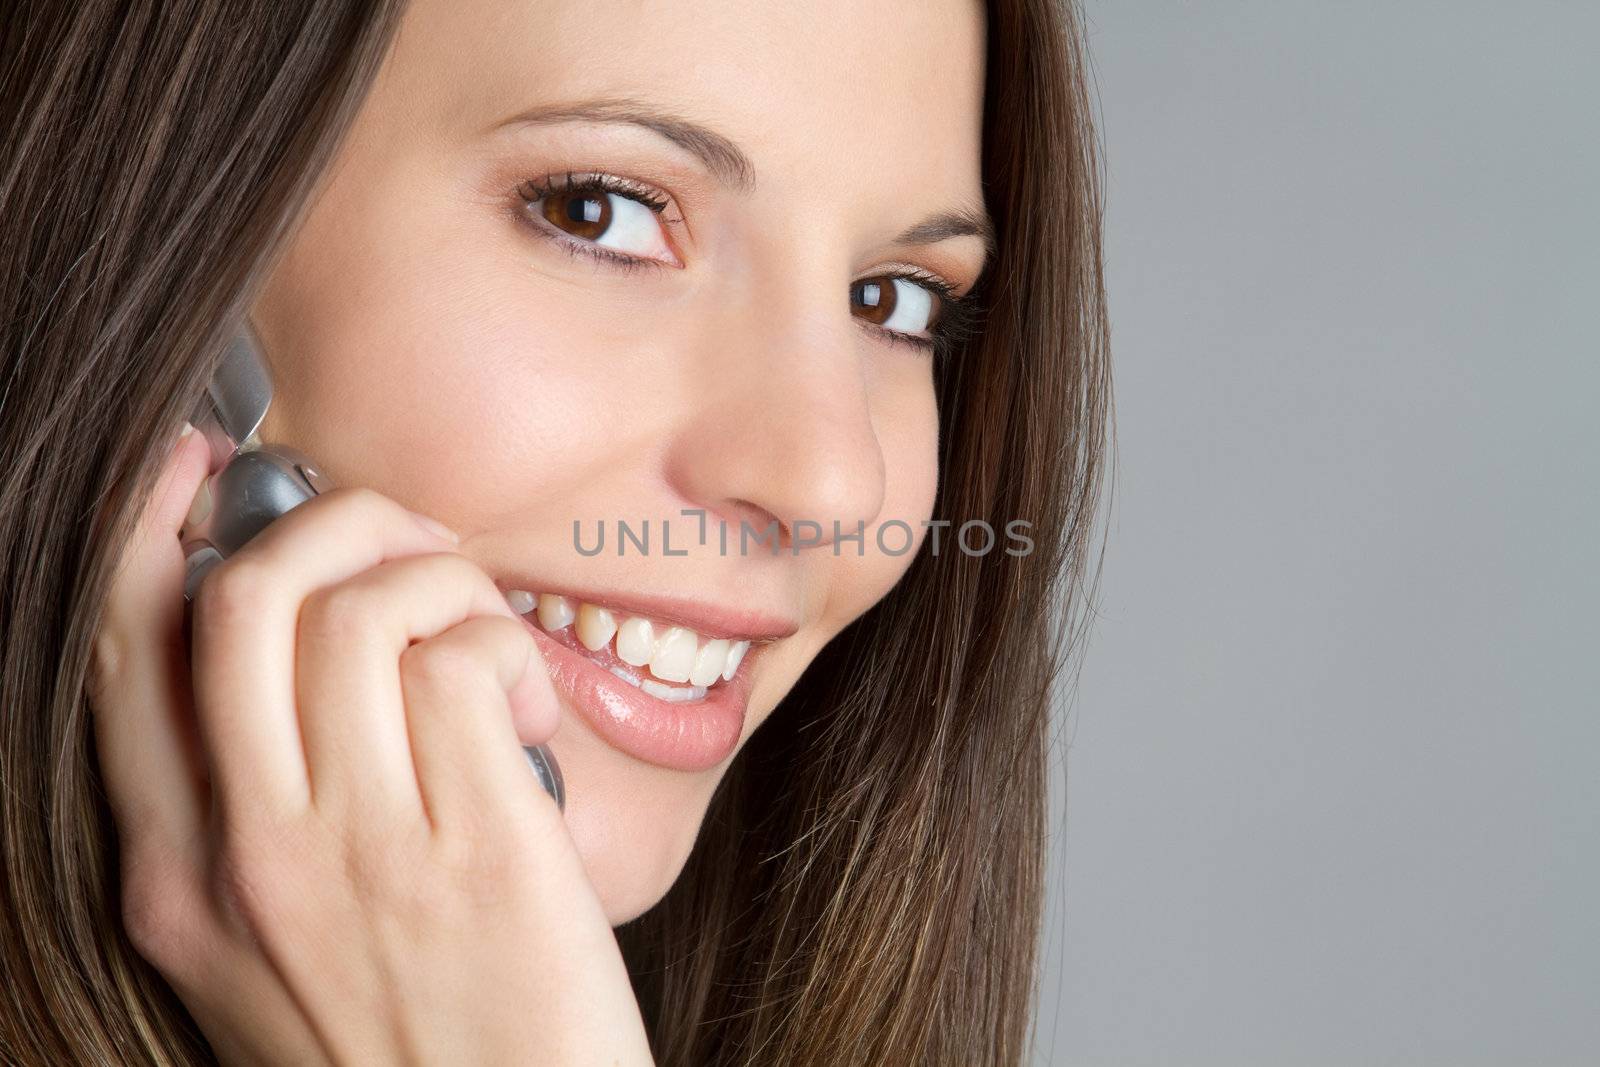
[521,176,680,265]
[542,191,611,241]
[851,277,895,325]
[851,275,942,335]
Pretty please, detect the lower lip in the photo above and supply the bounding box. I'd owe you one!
[517,616,755,773]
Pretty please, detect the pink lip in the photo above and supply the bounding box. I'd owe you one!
[516,615,761,772]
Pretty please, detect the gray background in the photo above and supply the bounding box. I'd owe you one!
[1035,3,1599,1065]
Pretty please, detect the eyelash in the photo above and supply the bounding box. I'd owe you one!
[514,171,983,359]
[515,171,676,275]
[862,267,984,359]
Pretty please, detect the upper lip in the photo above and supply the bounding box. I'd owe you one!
[494,576,801,643]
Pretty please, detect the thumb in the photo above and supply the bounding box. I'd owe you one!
[91,420,216,853]
[106,422,213,630]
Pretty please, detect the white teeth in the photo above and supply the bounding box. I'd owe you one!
[722,640,749,682]
[519,589,760,695]
[648,625,697,683]
[575,602,617,651]
[615,616,654,666]
[536,593,575,630]
[608,665,707,703]
[690,639,730,687]
[641,678,708,703]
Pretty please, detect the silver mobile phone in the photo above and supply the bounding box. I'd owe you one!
[180,326,564,809]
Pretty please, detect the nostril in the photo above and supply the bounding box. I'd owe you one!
[706,500,789,550]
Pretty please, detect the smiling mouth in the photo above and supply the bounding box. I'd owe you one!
[504,590,753,703]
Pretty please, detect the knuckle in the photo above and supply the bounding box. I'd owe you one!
[425,550,482,587]
[427,823,535,906]
[339,825,425,906]
[332,791,416,858]
[474,612,535,658]
[209,841,270,931]
[390,564,536,698]
[300,579,382,638]
[193,558,270,630]
[497,618,539,671]
[400,616,532,694]
[324,485,395,529]
[444,551,498,590]
[399,637,479,692]
[120,854,195,971]
[323,484,385,512]
[208,820,305,939]
[407,552,498,610]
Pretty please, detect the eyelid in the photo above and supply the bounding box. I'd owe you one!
[522,222,674,276]
[516,170,686,266]
[512,178,974,354]
[856,318,938,355]
[851,269,956,337]
[849,271,973,359]
[516,170,679,216]
[859,261,972,302]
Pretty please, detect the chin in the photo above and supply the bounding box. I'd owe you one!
[570,787,714,926]
[544,715,726,926]
[493,585,792,925]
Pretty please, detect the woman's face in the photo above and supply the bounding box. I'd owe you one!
[254,0,989,923]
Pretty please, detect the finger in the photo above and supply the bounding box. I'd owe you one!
[294,551,527,818]
[399,615,559,832]
[92,422,214,860]
[188,485,460,820]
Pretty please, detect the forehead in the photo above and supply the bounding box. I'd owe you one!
[383,0,986,202]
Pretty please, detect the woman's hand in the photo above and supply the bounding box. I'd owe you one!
[88,426,654,1066]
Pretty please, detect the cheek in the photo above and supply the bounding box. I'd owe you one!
[825,365,941,619]
[740,365,938,735]
[881,375,941,540]
[257,159,942,589]
[254,196,630,527]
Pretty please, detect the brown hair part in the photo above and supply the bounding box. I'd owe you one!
[618,1,1111,1061]
[1,2,405,1060]
[0,1,1109,1063]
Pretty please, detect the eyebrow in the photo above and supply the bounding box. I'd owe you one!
[895,207,996,263]
[502,98,757,192]
[501,97,996,262]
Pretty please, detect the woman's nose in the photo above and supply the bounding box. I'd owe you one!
[662,295,888,552]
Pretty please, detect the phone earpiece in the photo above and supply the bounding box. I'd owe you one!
[180,327,295,599]
[182,446,324,592]
[182,325,565,811]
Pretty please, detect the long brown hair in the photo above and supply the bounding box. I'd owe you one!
[0,0,1109,1063]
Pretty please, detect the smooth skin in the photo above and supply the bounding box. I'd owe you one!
[90,0,985,1059]
[95,432,650,1064]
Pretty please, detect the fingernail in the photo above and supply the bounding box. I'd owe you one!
[183,546,223,602]
[180,420,196,439]
[185,475,213,529]
[408,510,460,543]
